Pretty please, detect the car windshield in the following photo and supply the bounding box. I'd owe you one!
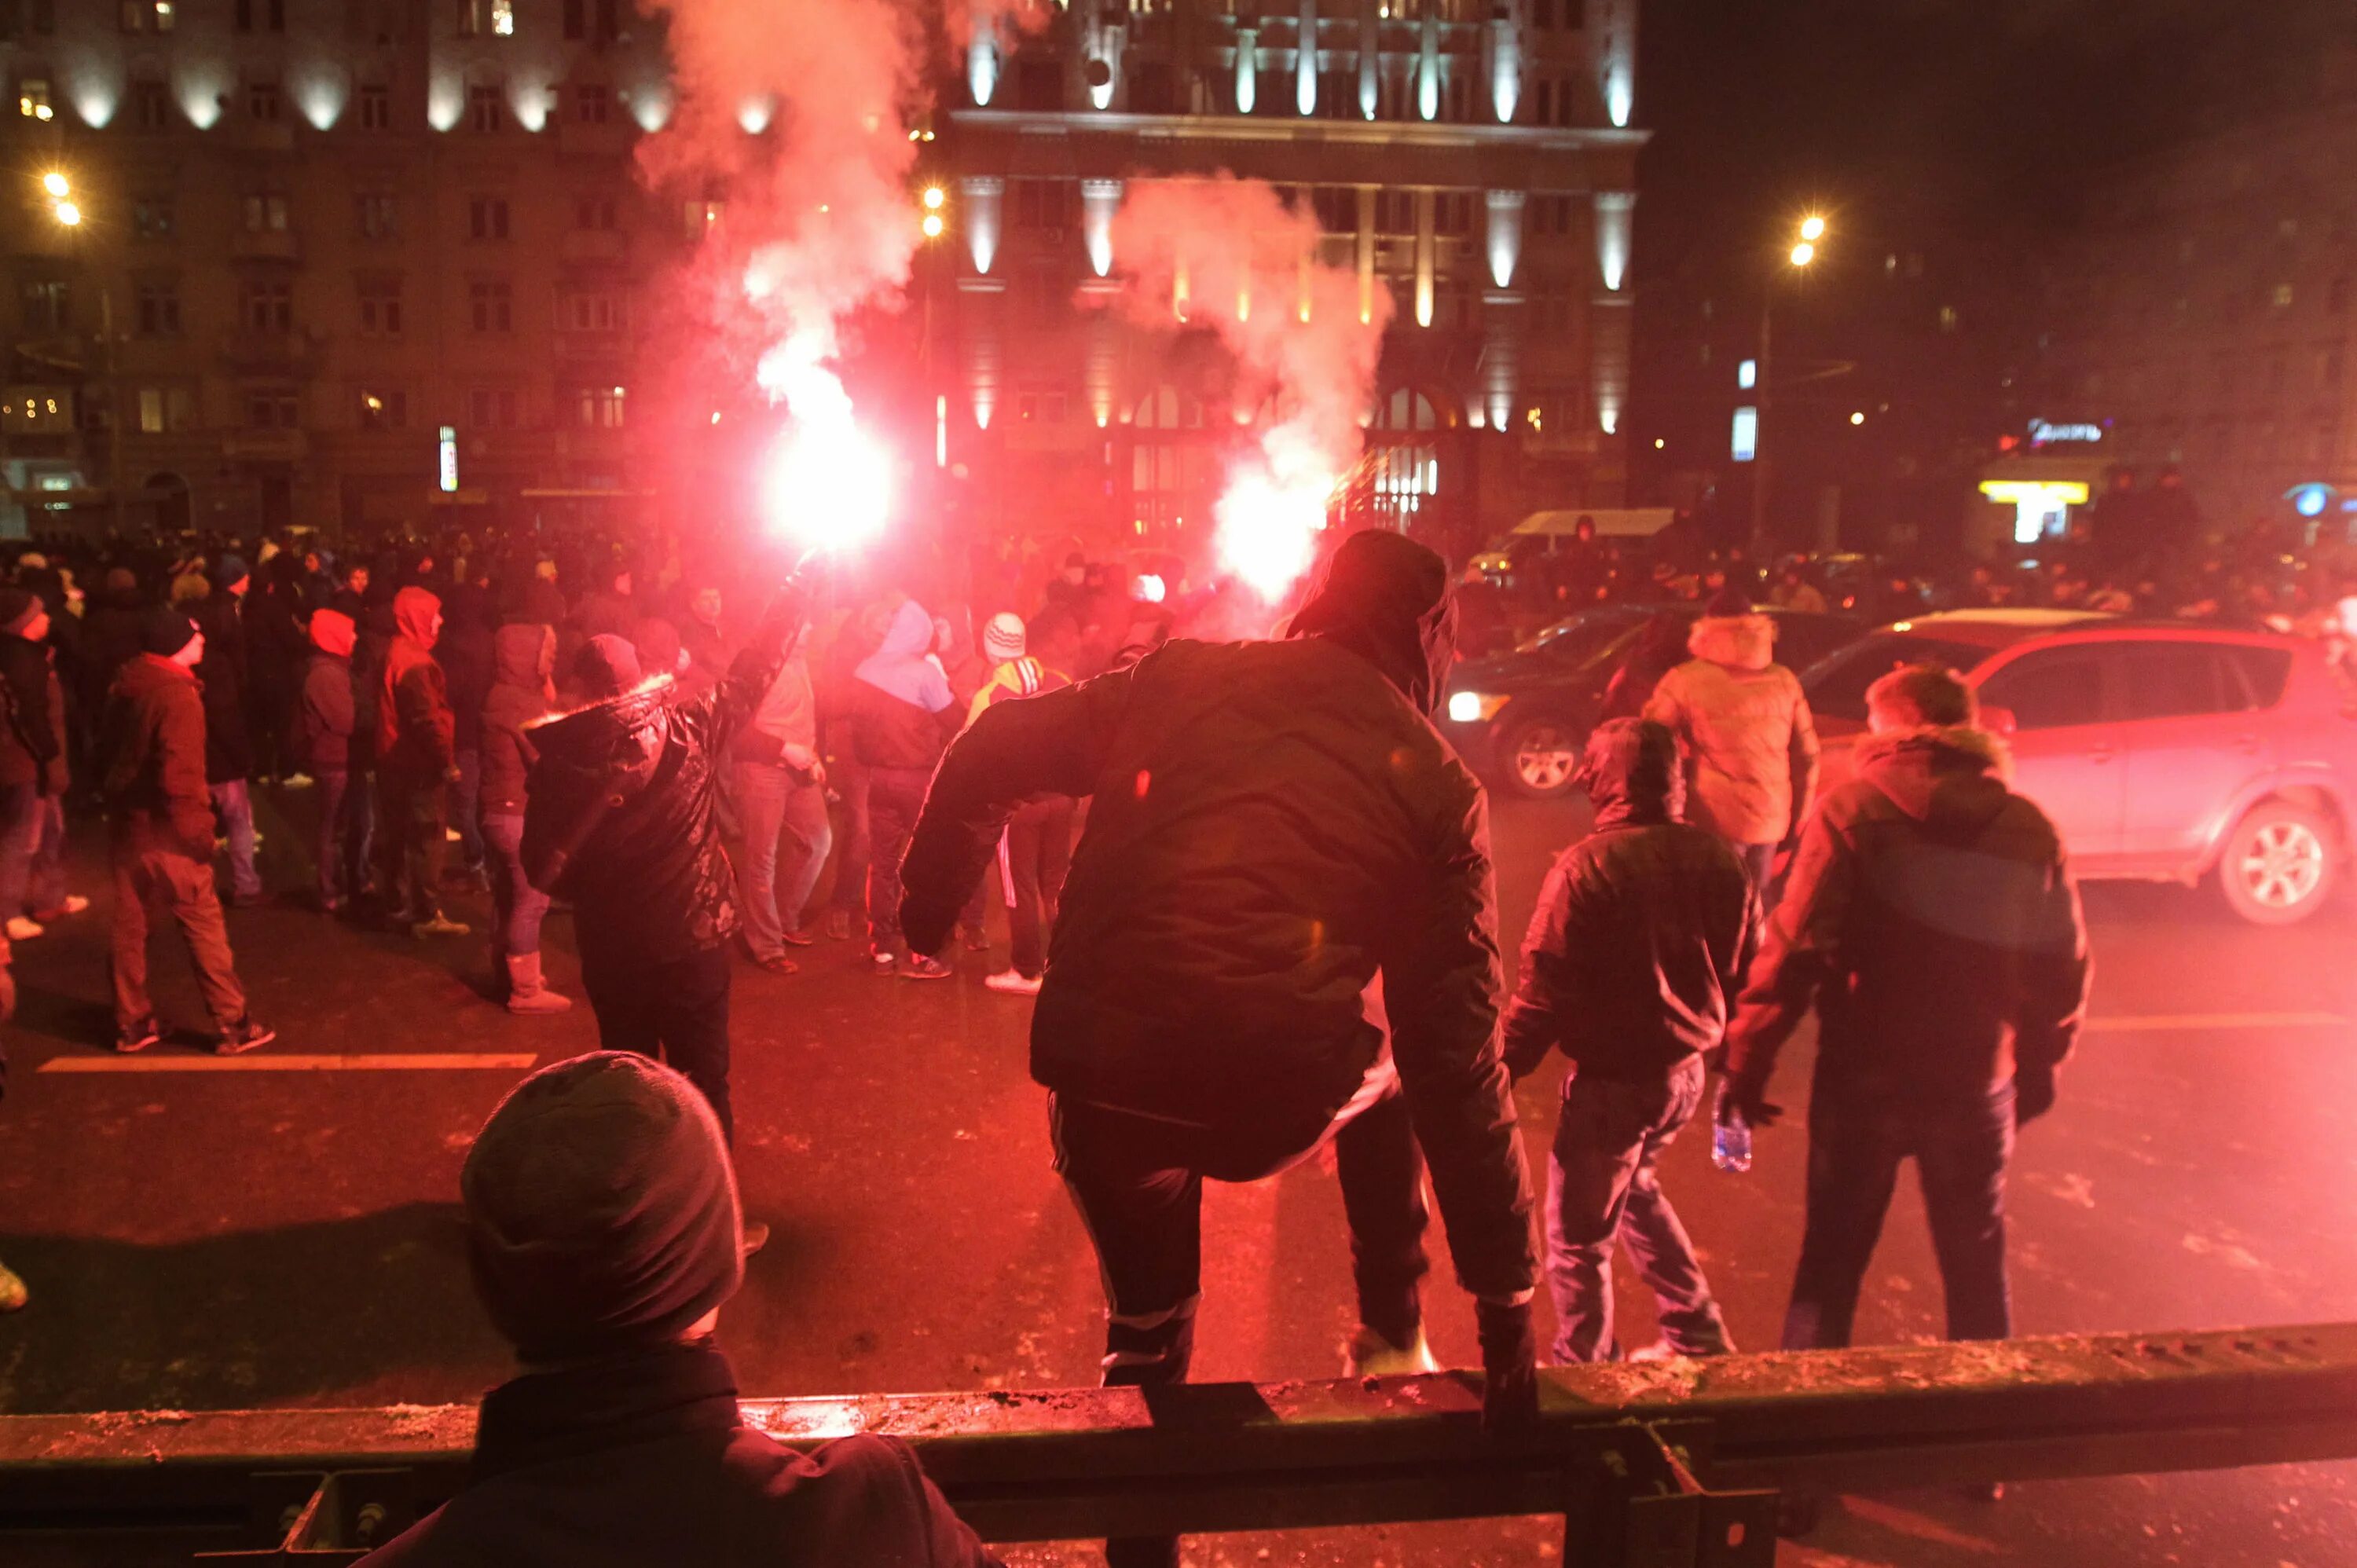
[1516,610,1642,661]
[1800,632,1996,724]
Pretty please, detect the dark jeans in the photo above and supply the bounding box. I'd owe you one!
[827,760,871,918]
[1003,796,1076,979]
[374,771,447,921]
[1049,1069,1429,1388]
[863,765,930,954]
[0,781,64,917]
[111,836,247,1030]
[1544,1057,1729,1361]
[313,768,372,907]
[482,812,549,958]
[453,746,484,870]
[1781,1083,2017,1351]
[581,942,735,1145]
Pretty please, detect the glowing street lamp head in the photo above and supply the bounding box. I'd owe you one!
[1798,214,1827,242]
[760,416,894,557]
[921,212,944,240]
[922,185,945,211]
[42,171,68,198]
[1789,240,1816,268]
[53,200,81,228]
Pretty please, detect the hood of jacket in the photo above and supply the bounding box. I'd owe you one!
[1853,724,2015,829]
[854,599,951,711]
[495,622,555,691]
[309,608,356,659]
[1687,612,1776,672]
[1285,529,1456,716]
[113,650,196,702]
[394,585,441,650]
[1581,716,1683,829]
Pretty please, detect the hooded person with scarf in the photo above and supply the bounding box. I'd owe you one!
[482,622,568,1014]
[375,586,466,936]
[1643,590,1820,896]
[900,530,1541,1568]
[1724,662,2089,1367]
[845,599,959,977]
[299,609,366,911]
[1501,719,1758,1363]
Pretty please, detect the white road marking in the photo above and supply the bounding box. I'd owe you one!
[39,1053,539,1075]
[2084,1013,2346,1033]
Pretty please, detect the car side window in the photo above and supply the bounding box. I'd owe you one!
[1981,650,2107,731]
[2121,644,2242,721]
[2221,646,2293,708]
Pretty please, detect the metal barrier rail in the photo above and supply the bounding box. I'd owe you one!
[5,1323,2356,1564]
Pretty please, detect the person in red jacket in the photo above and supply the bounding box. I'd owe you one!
[356,1052,1000,1568]
[99,607,273,1055]
[375,586,467,938]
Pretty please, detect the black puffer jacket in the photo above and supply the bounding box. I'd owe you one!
[192,595,253,783]
[1501,720,1759,1083]
[1727,726,2090,1107]
[900,530,1536,1305]
[522,597,796,969]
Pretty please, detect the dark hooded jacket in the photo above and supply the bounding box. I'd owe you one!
[296,610,358,772]
[82,569,148,718]
[100,653,214,857]
[482,623,555,815]
[0,623,64,795]
[1726,726,2091,1107]
[847,601,958,772]
[1501,720,1759,1083]
[191,591,253,783]
[438,583,499,757]
[521,597,798,968]
[896,529,1536,1306]
[379,587,455,779]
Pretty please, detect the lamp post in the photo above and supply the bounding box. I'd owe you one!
[1750,214,1824,547]
[44,174,125,534]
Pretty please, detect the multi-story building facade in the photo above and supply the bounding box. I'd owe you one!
[4,0,1644,552]
[2031,104,2357,539]
[942,0,1646,555]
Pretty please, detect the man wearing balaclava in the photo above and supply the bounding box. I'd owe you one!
[900,530,1539,1568]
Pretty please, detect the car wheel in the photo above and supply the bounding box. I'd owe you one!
[2217,800,2337,925]
[1502,716,1585,799]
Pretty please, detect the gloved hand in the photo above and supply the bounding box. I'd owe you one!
[1474,1297,1539,1434]
[1725,1070,1783,1130]
[2014,1067,2057,1126]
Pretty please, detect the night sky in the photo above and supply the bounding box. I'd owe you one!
[1633,0,2355,281]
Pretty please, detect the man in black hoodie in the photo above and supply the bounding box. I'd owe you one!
[900,533,1540,1527]
[1502,719,1755,1362]
[1725,663,2089,1357]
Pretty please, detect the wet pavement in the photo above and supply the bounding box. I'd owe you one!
[3,779,2356,1565]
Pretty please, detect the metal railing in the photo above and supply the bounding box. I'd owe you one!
[5,1323,2356,1564]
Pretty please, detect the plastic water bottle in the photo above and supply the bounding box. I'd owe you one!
[1711,1086,1753,1174]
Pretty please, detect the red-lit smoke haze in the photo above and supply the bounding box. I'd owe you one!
[1108,176,1393,598]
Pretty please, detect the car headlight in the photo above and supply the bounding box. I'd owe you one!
[1446,691,1510,724]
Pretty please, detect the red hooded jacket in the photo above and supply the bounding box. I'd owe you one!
[380,587,455,777]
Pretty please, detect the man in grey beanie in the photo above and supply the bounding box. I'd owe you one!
[360,1051,1000,1567]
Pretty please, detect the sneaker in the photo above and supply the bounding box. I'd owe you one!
[1343,1324,1440,1378]
[412,915,471,938]
[867,945,897,974]
[984,969,1043,995]
[740,943,798,976]
[824,910,853,941]
[31,896,89,921]
[3,916,42,942]
[0,1261,25,1313]
[215,1017,277,1056]
[741,1220,772,1258]
[958,923,991,953]
[779,926,817,948]
[114,1017,163,1054]
[283,772,313,789]
[897,954,952,981]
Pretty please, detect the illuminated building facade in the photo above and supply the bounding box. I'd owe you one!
[2,0,672,535]
[944,0,1647,554]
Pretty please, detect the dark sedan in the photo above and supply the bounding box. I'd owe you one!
[1442,606,1865,798]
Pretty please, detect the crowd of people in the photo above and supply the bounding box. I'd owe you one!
[0,508,2132,1559]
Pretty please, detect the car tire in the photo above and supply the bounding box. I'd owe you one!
[2216,800,2338,926]
[1500,716,1586,800]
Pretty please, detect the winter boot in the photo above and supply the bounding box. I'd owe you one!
[505,952,574,1015]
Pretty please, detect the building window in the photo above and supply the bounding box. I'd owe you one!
[467,387,519,428]
[684,199,724,240]
[119,0,172,29]
[2273,282,2295,309]
[245,390,299,428]
[468,196,511,240]
[17,78,54,120]
[574,195,617,230]
[1016,391,1069,424]
[130,79,170,127]
[1011,179,1074,232]
[133,196,175,238]
[1937,304,1959,334]
[456,0,480,35]
[358,389,408,429]
[137,386,196,434]
[596,0,617,38]
[468,83,504,132]
[357,280,404,336]
[241,191,290,232]
[574,385,626,428]
[240,280,294,332]
[563,0,584,37]
[490,0,513,34]
[233,0,283,31]
[247,80,281,121]
[561,290,625,331]
[20,280,70,332]
[355,192,398,239]
[576,83,609,123]
[134,280,181,336]
[469,280,513,332]
[358,84,390,130]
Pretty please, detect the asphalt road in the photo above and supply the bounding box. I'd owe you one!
[4,779,2356,1566]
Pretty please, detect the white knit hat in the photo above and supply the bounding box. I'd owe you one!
[983,610,1026,662]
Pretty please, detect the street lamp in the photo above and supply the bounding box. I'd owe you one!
[1799,213,1827,243]
[1751,214,1828,544]
[42,188,123,531]
[1789,240,1814,267]
[42,171,69,198]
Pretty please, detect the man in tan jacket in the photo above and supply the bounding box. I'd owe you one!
[1644,590,1820,897]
